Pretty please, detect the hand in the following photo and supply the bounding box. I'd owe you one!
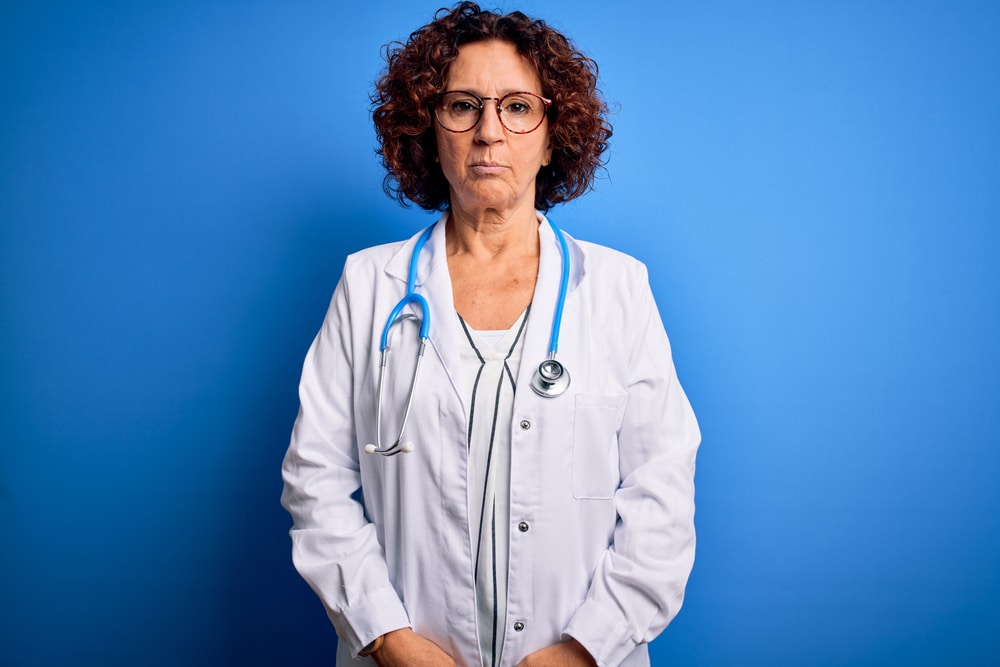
[515,639,597,667]
[371,628,457,667]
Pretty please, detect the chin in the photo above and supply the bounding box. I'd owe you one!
[456,184,526,211]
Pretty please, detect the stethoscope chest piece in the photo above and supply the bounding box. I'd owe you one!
[530,358,570,397]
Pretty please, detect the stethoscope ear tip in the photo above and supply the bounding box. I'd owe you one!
[364,442,415,455]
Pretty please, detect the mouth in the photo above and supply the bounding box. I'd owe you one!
[470,162,506,174]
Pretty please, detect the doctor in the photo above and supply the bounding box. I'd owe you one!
[281,3,700,667]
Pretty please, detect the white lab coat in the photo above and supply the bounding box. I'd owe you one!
[281,213,700,667]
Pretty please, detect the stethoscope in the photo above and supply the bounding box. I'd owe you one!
[365,219,571,456]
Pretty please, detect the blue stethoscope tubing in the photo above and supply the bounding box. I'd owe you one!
[365,219,571,457]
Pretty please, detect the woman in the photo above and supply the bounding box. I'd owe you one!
[281,3,700,666]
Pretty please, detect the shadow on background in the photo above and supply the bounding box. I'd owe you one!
[218,200,403,664]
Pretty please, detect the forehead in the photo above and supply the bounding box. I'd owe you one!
[445,40,542,92]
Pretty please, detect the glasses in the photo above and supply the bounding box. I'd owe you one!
[434,90,552,134]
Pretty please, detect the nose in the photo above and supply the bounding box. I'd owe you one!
[474,99,505,143]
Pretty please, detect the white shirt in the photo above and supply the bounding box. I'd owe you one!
[458,311,529,667]
[281,212,701,667]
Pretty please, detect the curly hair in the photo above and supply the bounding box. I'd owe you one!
[372,2,612,212]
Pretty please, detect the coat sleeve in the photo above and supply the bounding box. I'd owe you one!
[563,263,701,666]
[280,266,410,657]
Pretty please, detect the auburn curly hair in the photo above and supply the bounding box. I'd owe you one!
[372,2,612,212]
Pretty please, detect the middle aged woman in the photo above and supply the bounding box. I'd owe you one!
[281,3,701,667]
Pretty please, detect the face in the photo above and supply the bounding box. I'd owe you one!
[434,40,552,217]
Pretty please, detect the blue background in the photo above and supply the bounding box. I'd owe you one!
[2,1,998,665]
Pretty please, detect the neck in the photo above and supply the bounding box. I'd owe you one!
[445,204,540,260]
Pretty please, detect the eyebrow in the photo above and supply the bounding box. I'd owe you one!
[446,88,542,98]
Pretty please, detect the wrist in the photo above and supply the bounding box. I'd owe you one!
[359,634,384,656]
[568,638,597,667]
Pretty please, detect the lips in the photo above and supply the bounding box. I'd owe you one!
[470,161,506,174]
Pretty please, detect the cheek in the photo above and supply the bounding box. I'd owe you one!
[526,131,552,169]
[434,134,464,175]
[438,151,462,184]
[526,142,552,172]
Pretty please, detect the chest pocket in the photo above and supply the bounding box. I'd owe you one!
[572,393,626,499]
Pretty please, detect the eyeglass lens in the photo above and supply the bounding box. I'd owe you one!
[435,91,548,134]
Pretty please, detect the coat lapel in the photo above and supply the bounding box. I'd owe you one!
[383,214,467,416]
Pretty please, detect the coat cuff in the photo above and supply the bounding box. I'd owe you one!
[328,586,410,658]
[563,599,638,667]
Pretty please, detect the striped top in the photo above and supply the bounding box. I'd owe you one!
[456,308,529,667]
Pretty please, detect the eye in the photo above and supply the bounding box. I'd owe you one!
[501,96,534,116]
[450,100,477,112]
[441,94,481,115]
